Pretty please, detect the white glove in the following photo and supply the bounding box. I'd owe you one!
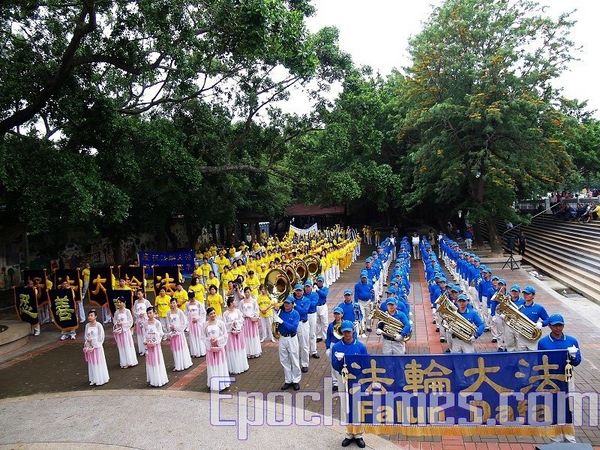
[273,315,283,324]
[334,351,344,361]
[567,345,578,357]
[375,328,383,335]
[409,311,413,317]
[394,333,402,341]
[535,321,543,330]
[499,313,506,320]
[470,335,477,343]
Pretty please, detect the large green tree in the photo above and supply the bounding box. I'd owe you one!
[397,0,578,250]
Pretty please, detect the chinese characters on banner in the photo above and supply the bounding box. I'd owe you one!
[152,266,180,296]
[48,288,78,331]
[14,287,39,325]
[139,250,195,278]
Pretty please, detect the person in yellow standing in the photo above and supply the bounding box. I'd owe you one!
[81,263,91,301]
[257,284,276,343]
[245,270,261,298]
[206,284,223,316]
[200,258,212,285]
[215,251,229,278]
[205,270,220,293]
[154,287,171,338]
[173,282,189,311]
[189,276,206,304]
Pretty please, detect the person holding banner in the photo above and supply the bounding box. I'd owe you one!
[331,320,368,448]
[58,280,78,340]
[185,291,207,358]
[167,298,193,372]
[132,289,151,356]
[448,294,485,354]
[83,309,110,386]
[144,306,169,387]
[113,297,138,368]
[201,307,230,391]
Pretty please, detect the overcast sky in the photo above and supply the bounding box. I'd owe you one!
[301,0,600,117]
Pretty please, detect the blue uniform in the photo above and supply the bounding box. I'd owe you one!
[305,291,319,314]
[278,308,300,336]
[379,297,408,315]
[325,321,357,349]
[331,338,368,373]
[316,287,329,306]
[538,334,582,366]
[354,281,373,301]
[518,302,550,326]
[377,310,412,338]
[337,300,358,322]
[293,294,310,322]
[457,308,485,338]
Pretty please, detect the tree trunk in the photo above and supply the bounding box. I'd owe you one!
[487,219,503,254]
[472,222,484,247]
[164,220,178,250]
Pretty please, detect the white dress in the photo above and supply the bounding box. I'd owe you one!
[223,308,249,374]
[240,299,262,357]
[83,322,110,386]
[201,320,230,391]
[186,301,207,357]
[167,309,193,371]
[113,308,138,368]
[133,299,152,355]
[144,320,169,387]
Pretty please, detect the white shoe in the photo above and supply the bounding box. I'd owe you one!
[60,334,68,341]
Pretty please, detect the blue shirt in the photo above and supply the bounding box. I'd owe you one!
[316,286,329,306]
[354,281,373,301]
[293,294,310,321]
[336,300,358,322]
[379,298,408,315]
[457,308,485,338]
[538,334,582,366]
[305,290,319,314]
[518,302,549,326]
[376,310,412,338]
[331,338,368,373]
[278,308,300,335]
[325,321,357,349]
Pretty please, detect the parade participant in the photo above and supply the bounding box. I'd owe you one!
[83,309,109,386]
[185,291,206,358]
[201,307,230,391]
[154,287,171,338]
[304,279,320,359]
[58,280,77,340]
[274,296,301,391]
[516,286,549,351]
[173,282,189,311]
[205,271,220,293]
[113,297,138,368]
[188,277,206,304]
[354,272,374,332]
[336,289,359,332]
[292,283,310,373]
[206,284,224,317]
[315,275,330,342]
[325,307,344,392]
[200,257,212,285]
[245,270,260,297]
[502,284,524,352]
[448,294,485,354]
[257,284,275,343]
[223,296,249,374]
[538,314,581,444]
[376,299,412,355]
[144,306,169,387]
[167,298,193,372]
[132,289,151,355]
[331,320,368,449]
[240,286,262,358]
[81,263,91,301]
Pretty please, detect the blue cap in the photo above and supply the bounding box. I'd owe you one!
[523,286,536,295]
[483,268,492,274]
[457,294,469,301]
[386,298,396,305]
[340,320,353,332]
[304,279,313,287]
[360,271,368,278]
[316,275,325,282]
[333,307,343,315]
[343,289,352,295]
[385,287,394,294]
[366,257,372,263]
[492,275,499,281]
[450,284,459,293]
[438,277,447,283]
[548,314,564,325]
[294,283,304,291]
[474,257,480,262]
[283,296,293,304]
[498,278,506,286]
[510,284,521,292]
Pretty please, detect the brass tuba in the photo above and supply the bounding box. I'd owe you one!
[282,263,298,286]
[290,258,309,284]
[304,255,322,280]
[265,268,291,340]
[435,293,477,342]
[370,308,411,342]
[333,321,343,340]
[495,288,542,340]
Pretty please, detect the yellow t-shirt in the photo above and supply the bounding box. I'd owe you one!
[215,256,229,273]
[82,268,90,283]
[205,277,220,291]
[193,266,202,278]
[155,294,171,318]
[257,293,274,318]
[207,293,223,316]
[173,289,188,311]
[201,263,212,277]
[189,283,206,302]
[246,275,260,296]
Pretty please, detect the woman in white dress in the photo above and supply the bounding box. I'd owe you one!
[240,287,262,358]
[222,296,249,374]
[132,289,152,355]
[113,297,138,368]
[144,306,169,387]
[185,291,207,357]
[83,309,110,386]
[201,307,230,391]
[167,298,193,371]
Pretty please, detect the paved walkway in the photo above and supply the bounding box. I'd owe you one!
[1,244,600,449]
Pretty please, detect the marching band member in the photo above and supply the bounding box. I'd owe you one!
[113,297,138,369]
[336,289,360,334]
[488,277,504,347]
[132,289,151,356]
[144,306,169,387]
[292,283,311,373]
[240,286,262,358]
[354,272,374,332]
[325,307,345,392]
[500,284,524,352]
[434,277,449,342]
[304,279,320,359]
[167,298,193,372]
[275,296,301,391]
[83,309,110,386]
[331,320,368,449]
[376,299,412,355]
[515,286,548,351]
[448,294,485,354]
[538,314,581,444]
[223,296,249,374]
[202,307,230,391]
[257,284,275,343]
[185,291,206,357]
[315,275,329,342]
[477,268,493,330]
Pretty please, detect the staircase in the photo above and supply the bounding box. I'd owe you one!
[481,215,600,301]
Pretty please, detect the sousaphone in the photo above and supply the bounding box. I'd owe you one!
[303,255,321,279]
[290,258,309,284]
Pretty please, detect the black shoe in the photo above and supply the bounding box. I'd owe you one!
[301,367,308,373]
[316,338,323,343]
[341,438,354,447]
[491,338,497,343]
[355,438,366,448]
[445,348,451,353]
[311,353,320,359]
[366,327,372,332]
[332,385,339,392]
[293,383,300,391]
[439,337,446,343]
[281,383,291,390]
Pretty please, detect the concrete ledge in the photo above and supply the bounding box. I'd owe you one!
[0,321,31,356]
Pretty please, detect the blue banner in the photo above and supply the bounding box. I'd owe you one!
[138,250,195,277]
[345,350,571,428]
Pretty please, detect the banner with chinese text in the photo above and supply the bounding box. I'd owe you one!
[345,351,572,437]
[22,270,49,305]
[117,265,145,293]
[53,269,81,302]
[14,287,39,325]
[107,289,134,316]
[139,250,194,277]
[88,267,112,307]
[48,288,79,331]
[152,266,180,296]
